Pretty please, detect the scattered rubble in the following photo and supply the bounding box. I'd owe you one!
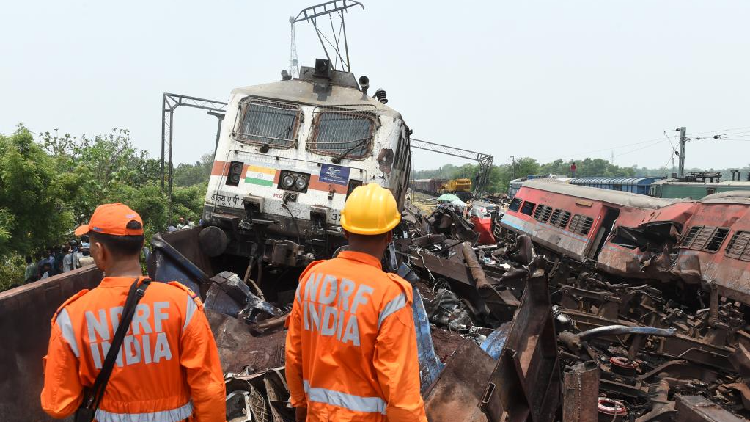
[190,196,750,422]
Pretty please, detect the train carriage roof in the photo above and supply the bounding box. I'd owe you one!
[651,179,750,187]
[570,177,660,186]
[522,179,677,208]
[701,191,750,205]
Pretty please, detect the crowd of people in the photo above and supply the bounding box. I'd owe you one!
[21,216,198,284]
[166,216,195,233]
[23,237,95,284]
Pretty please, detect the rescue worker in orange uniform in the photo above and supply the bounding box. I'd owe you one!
[40,203,226,422]
[285,184,427,422]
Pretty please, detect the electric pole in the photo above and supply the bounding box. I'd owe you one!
[511,156,516,179]
[677,127,686,178]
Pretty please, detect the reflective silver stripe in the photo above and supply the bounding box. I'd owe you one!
[95,401,193,422]
[304,380,386,414]
[378,293,407,329]
[56,308,79,357]
[183,295,197,330]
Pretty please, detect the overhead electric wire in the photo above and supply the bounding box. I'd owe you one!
[691,126,750,136]
[537,136,667,161]
[534,124,749,165]
[661,131,678,170]
[663,130,676,150]
[662,152,675,170]
[617,139,669,157]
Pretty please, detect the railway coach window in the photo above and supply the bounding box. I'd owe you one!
[237,100,301,148]
[521,201,536,216]
[726,231,750,261]
[680,226,730,252]
[508,198,522,212]
[309,111,375,159]
[533,205,553,222]
[549,209,571,228]
[568,214,594,236]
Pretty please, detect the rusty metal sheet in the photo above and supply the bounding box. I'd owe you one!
[563,362,600,422]
[0,266,103,422]
[675,395,749,422]
[481,268,562,422]
[423,340,495,422]
[730,342,750,378]
[411,250,473,286]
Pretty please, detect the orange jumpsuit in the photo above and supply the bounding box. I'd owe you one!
[40,276,226,422]
[285,251,427,422]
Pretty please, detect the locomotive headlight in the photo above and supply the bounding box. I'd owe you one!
[282,174,295,189]
[294,175,308,190]
[278,170,311,193]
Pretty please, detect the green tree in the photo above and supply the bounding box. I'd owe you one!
[40,128,163,220]
[173,184,206,220]
[173,153,214,187]
[0,126,75,258]
[0,253,25,291]
[0,126,212,292]
[105,183,169,242]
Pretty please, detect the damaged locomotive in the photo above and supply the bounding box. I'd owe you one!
[199,59,412,267]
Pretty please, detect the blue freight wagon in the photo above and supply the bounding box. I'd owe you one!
[568,177,661,195]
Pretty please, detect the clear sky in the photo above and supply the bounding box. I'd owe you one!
[1,1,749,171]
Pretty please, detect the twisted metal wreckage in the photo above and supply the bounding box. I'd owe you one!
[141,183,750,422]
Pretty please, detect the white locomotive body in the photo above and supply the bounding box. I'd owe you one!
[202,61,411,266]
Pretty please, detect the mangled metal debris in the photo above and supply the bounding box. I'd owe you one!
[151,189,750,422]
[225,368,292,422]
[396,198,750,422]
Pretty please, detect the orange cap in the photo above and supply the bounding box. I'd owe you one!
[75,203,144,237]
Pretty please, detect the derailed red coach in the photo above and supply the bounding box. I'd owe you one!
[501,179,750,307]
[674,192,750,304]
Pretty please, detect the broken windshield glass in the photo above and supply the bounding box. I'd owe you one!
[236,100,300,148]
[308,111,374,159]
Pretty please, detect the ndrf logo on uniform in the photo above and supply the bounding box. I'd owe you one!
[299,273,373,346]
[85,302,173,368]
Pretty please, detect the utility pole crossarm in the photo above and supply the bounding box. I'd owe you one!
[160,93,229,222]
[163,92,228,113]
[291,0,364,24]
[411,138,491,162]
[411,138,494,195]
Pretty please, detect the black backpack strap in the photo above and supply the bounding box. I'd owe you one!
[82,277,151,412]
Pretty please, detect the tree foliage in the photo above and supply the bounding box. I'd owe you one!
[0,127,75,257]
[0,125,212,290]
[173,153,214,187]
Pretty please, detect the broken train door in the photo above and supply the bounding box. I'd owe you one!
[587,206,620,260]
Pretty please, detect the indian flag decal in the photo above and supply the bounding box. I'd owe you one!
[245,165,277,187]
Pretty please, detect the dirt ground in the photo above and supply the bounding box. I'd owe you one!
[208,310,286,373]
[430,327,472,362]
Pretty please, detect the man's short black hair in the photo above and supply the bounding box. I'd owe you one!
[89,221,145,257]
[346,231,390,243]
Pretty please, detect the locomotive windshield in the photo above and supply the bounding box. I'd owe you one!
[308,111,375,159]
[236,100,301,148]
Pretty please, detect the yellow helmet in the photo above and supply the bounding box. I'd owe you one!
[341,183,401,235]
